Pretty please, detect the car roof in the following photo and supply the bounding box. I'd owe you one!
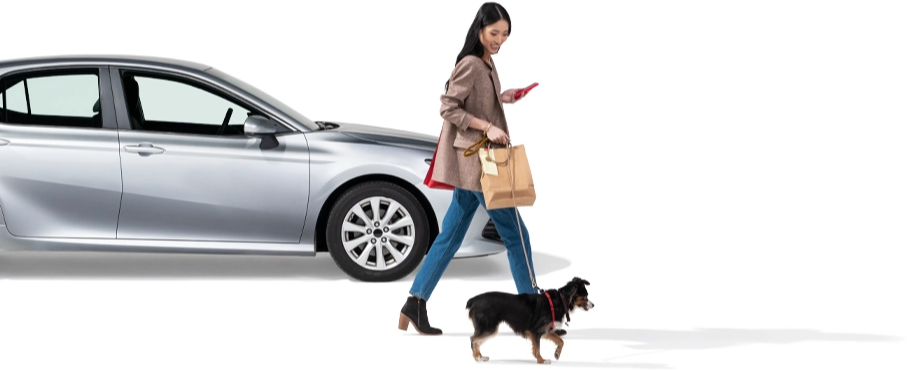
[0,54,321,132]
[0,54,212,71]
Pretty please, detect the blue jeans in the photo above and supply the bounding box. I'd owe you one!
[409,187,538,301]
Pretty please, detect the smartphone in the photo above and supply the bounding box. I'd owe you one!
[514,82,538,99]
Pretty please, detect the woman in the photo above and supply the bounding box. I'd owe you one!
[398,2,542,336]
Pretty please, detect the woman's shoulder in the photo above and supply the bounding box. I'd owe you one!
[455,55,485,69]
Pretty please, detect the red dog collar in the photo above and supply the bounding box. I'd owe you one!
[544,291,556,329]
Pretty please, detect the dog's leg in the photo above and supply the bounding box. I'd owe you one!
[525,331,550,364]
[470,321,497,362]
[470,335,490,362]
[543,332,565,360]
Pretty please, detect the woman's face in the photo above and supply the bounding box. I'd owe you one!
[479,19,510,56]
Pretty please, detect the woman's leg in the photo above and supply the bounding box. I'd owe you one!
[408,187,480,301]
[472,191,538,295]
[400,188,480,335]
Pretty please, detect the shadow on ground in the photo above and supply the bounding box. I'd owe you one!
[439,327,901,368]
[402,249,571,281]
[479,359,671,369]
[443,327,902,350]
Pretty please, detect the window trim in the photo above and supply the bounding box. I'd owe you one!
[111,67,295,137]
[23,78,31,114]
[0,66,116,130]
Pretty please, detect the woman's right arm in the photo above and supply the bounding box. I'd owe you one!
[440,59,508,143]
[440,59,483,131]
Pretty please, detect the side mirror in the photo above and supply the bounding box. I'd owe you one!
[244,115,277,135]
[244,115,279,150]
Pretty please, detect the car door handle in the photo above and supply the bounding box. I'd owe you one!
[0,138,9,146]
[124,143,165,155]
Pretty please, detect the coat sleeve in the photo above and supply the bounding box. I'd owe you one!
[440,58,478,131]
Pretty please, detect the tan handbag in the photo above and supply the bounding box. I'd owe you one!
[464,137,536,210]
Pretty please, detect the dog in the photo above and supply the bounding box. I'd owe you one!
[465,277,593,364]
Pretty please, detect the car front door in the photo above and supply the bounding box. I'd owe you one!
[110,67,309,243]
[0,66,122,239]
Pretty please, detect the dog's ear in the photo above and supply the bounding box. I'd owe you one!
[564,283,578,299]
[573,277,590,286]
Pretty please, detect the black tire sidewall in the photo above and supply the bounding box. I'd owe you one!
[326,181,429,282]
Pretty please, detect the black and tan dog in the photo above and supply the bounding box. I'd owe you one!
[465,277,593,364]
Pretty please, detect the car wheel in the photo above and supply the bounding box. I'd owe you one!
[326,181,430,282]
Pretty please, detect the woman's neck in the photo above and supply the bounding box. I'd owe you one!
[482,53,492,64]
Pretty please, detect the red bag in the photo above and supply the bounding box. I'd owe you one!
[424,128,455,190]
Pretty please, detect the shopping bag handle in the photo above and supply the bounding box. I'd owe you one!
[463,136,515,159]
[463,136,490,157]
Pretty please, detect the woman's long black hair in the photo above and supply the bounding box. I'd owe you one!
[445,2,511,93]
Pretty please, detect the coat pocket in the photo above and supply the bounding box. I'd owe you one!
[454,131,484,150]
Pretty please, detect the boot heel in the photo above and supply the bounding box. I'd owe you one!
[398,313,410,331]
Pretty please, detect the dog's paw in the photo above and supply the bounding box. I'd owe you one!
[475,356,489,362]
[554,350,561,360]
[538,359,551,364]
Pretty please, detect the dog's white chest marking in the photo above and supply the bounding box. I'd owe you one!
[553,320,564,329]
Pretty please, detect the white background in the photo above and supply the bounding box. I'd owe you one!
[1,1,905,370]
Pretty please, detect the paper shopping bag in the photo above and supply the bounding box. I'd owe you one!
[479,144,536,210]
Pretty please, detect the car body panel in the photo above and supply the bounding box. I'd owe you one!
[0,123,122,239]
[114,130,311,243]
[0,54,504,263]
[299,124,501,258]
[0,228,315,255]
[0,65,121,239]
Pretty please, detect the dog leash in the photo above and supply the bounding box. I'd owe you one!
[465,134,543,294]
[503,142,541,294]
[497,142,572,327]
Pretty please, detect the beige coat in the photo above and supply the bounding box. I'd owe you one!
[430,55,509,192]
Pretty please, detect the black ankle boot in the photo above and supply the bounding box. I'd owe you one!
[398,295,442,335]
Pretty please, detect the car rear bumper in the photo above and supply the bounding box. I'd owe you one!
[451,212,505,259]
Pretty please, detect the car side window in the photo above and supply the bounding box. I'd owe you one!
[0,70,102,129]
[120,71,256,136]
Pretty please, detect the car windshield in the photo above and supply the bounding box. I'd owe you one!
[206,67,320,131]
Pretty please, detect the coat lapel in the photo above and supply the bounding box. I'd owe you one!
[488,59,503,109]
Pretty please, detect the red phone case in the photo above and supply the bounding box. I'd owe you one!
[514,82,538,99]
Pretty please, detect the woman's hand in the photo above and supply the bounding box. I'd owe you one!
[501,88,523,104]
[486,125,509,144]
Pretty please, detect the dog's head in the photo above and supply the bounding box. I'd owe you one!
[560,277,594,311]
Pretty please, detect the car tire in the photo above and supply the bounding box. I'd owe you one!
[326,181,430,282]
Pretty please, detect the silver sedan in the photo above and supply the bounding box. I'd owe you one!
[0,55,505,282]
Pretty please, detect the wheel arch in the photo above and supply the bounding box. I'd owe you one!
[314,174,439,253]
